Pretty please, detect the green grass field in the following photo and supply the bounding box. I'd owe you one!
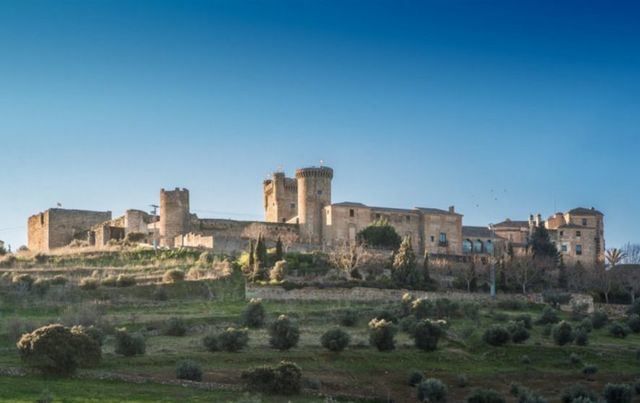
[0,255,639,402]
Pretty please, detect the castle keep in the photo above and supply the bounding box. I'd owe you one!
[27,165,605,267]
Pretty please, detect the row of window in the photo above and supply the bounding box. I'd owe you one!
[462,239,494,254]
[560,244,583,255]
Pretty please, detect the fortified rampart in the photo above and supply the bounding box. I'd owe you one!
[28,209,112,252]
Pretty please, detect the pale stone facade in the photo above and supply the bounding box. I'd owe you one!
[25,165,605,267]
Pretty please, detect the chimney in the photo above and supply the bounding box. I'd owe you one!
[448,206,455,213]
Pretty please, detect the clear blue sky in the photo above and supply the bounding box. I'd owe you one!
[0,1,638,250]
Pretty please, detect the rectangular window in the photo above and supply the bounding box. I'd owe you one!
[559,231,564,236]
[349,209,355,218]
[290,203,295,209]
[561,244,568,252]
[430,236,435,242]
[576,244,583,255]
[582,218,587,226]
[317,190,323,195]
[439,233,447,246]
[576,231,581,237]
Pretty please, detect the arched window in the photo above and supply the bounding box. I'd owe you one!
[474,240,484,253]
[485,240,494,255]
[463,239,473,253]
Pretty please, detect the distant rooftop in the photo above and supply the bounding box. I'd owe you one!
[568,207,603,216]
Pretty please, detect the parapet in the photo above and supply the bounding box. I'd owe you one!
[295,166,334,179]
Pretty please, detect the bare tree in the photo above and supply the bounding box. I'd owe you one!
[506,256,542,294]
[621,243,640,265]
[278,230,300,252]
[327,241,371,280]
[588,265,618,304]
[456,261,478,292]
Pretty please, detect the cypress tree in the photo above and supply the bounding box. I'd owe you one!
[529,224,559,262]
[392,236,420,287]
[248,240,255,269]
[557,255,568,290]
[255,234,268,267]
[275,237,284,262]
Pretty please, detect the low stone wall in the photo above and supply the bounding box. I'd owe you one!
[594,303,629,318]
[246,285,594,312]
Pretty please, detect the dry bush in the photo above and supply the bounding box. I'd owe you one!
[163,269,185,283]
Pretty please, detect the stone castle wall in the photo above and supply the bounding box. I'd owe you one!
[28,209,112,251]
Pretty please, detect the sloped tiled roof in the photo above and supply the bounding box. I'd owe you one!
[493,219,529,229]
[416,207,461,216]
[568,207,603,216]
[462,226,494,238]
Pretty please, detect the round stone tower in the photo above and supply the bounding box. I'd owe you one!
[295,166,333,244]
[159,188,190,247]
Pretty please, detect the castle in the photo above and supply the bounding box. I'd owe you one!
[27,165,605,266]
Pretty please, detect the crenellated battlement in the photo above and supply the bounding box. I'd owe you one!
[295,166,334,179]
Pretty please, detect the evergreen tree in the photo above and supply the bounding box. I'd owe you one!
[255,234,268,267]
[529,224,559,262]
[557,255,568,290]
[248,240,255,269]
[392,236,421,287]
[275,237,284,262]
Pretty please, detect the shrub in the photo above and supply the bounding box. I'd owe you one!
[569,353,582,366]
[202,334,219,352]
[483,325,510,346]
[218,327,249,352]
[408,370,425,387]
[269,260,287,282]
[79,277,99,290]
[115,274,136,287]
[241,361,302,395]
[456,374,469,388]
[114,329,145,356]
[338,309,358,327]
[634,380,640,395]
[542,324,553,338]
[32,278,51,296]
[413,319,443,351]
[101,275,118,287]
[521,355,531,365]
[400,316,417,335]
[162,269,185,283]
[518,391,548,403]
[412,298,433,319]
[164,317,188,337]
[241,298,266,328]
[176,360,203,382]
[552,321,575,346]
[372,309,399,324]
[368,318,397,351]
[561,384,598,403]
[582,365,598,378]
[357,220,402,249]
[536,306,559,325]
[466,388,506,403]
[602,383,632,403]
[577,317,593,333]
[16,324,101,375]
[571,303,590,322]
[320,328,350,352]
[269,315,299,351]
[72,325,105,346]
[626,314,640,333]
[12,274,34,290]
[514,314,533,329]
[508,321,530,344]
[591,311,609,329]
[417,378,447,403]
[627,300,640,316]
[609,322,631,338]
[575,330,589,346]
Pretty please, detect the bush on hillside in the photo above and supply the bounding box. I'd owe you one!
[602,383,632,403]
[552,321,575,346]
[356,220,402,249]
[202,334,219,352]
[338,309,359,327]
[627,300,640,316]
[536,306,559,325]
[577,317,593,333]
[514,314,533,329]
[626,314,640,333]
[508,321,530,344]
[269,315,299,351]
[12,274,34,291]
[591,311,609,329]
[483,325,510,346]
[164,317,187,337]
[574,330,589,346]
[50,275,68,285]
[162,269,185,283]
[609,322,631,338]
[115,274,136,287]
[114,329,145,356]
[582,365,598,378]
[408,370,425,387]
[241,361,302,395]
[218,327,249,352]
[16,324,101,375]
[320,328,350,352]
[560,384,598,403]
[176,360,203,382]
[71,325,105,346]
[368,318,397,352]
[412,298,433,319]
[241,298,266,328]
[417,378,447,403]
[413,319,443,351]
[466,388,506,403]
